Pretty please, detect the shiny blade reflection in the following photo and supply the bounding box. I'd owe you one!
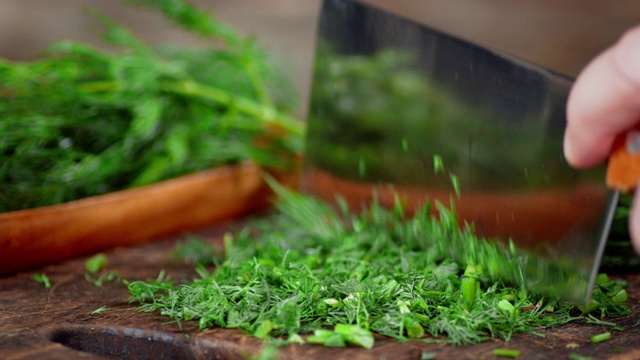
[302,0,618,304]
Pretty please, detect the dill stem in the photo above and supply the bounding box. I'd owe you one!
[161,80,305,137]
[77,79,305,138]
[240,49,274,109]
[493,348,521,358]
[590,332,611,343]
[461,277,476,302]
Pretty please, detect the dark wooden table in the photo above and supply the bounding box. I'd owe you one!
[2,223,640,360]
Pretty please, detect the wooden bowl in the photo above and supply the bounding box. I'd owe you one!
[0,162,298,275]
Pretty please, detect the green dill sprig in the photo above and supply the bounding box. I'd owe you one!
[84,253,124,287]
[0,0,302,212]
[125,0,243,46]
[91,305,110,316]
[86,253,108,274]
[128,185,630,346]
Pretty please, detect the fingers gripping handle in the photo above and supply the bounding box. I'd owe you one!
[607,130,640,192]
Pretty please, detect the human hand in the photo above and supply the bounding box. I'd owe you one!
[563,25,640,252]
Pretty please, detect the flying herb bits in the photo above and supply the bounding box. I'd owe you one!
[32,273,51,288]
[85,253,108,274]
[0,0,302,212]
[128,184,630,347]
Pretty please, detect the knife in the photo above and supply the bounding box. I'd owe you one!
[301,0,619,304]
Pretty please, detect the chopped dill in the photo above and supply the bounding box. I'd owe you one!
[449,174,461,197]
[128,183,630,347]
[493,348,520,358]
[568,354,592,360]
[83,253,124,287]
[86,253,108,274]
[85,271,122,287]
[433,155,445,174]
[32,273,51,288]
[590,332,611,344]
[91,306,109,316]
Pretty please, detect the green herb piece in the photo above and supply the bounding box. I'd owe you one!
[254,320,276,339]
[126,0,243,46]
[461,277,477,302]
[32,273,51,288]
[252,344,278,360]
[91,306,109,315]
[577,299,600,314]
[497,299,516,317]
[334,324,374,349]
[404,316,426,339]
[323,298,340,307]
[433,155,444,174]
[307,325,373,349]
[566,343,580,349]
[568,353,592,360]
[493,348,520,358]
[128,184,630,346]
[86,253,108,274]
[590,332,611,344]
[86,271,121,287]
[596,273,609,285]
[585,314,623,331]
[401,138,409,152]
[610,289,628,304]
[449,174,461,197]
[420,352,436,360]
[307,329,347,347]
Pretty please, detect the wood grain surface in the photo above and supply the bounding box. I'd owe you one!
[1,226,640,360]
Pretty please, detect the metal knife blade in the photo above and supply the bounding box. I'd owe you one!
[301,0,618,304]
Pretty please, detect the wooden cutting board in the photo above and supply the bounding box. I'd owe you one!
[1,225,640,360]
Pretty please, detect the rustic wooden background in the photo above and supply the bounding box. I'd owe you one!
[1,0,640,115]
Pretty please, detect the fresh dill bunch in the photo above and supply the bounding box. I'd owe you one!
[0,0,303,212]
[128,184,630,347]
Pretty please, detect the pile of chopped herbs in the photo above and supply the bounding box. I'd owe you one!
[128,181,630,347]
[0,0,303,212]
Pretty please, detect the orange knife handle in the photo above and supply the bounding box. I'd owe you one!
[607,130,640,193]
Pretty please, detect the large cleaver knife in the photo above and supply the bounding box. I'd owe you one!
[301,0,619,304]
